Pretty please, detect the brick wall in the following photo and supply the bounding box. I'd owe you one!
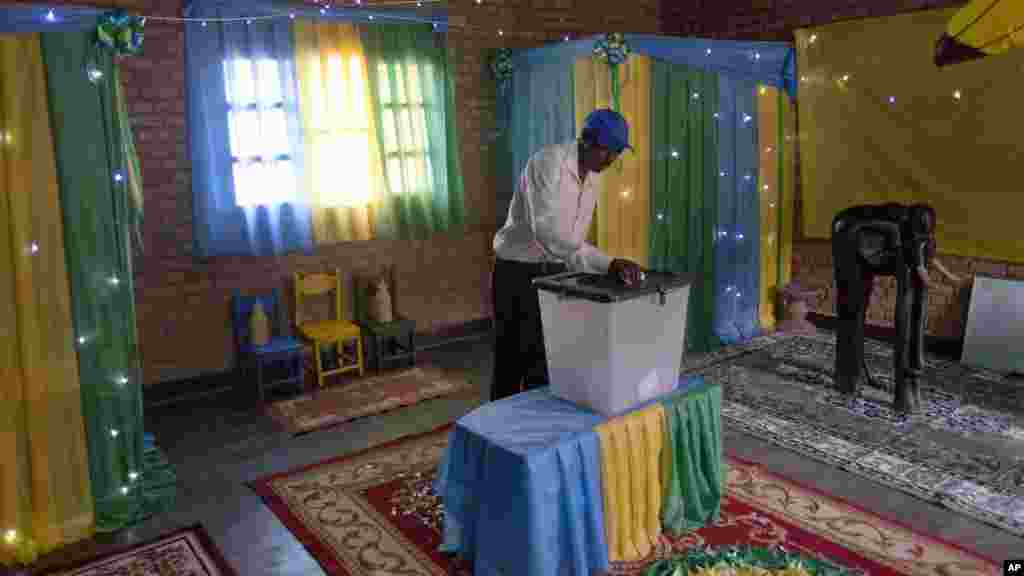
[662,0,1024,341]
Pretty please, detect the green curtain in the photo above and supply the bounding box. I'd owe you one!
[41,30,174,532]
[650,61,719,353]
[659,380,723,535]
[361,24,466,239]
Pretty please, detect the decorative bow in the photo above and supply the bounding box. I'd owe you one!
[96,10,145,56]
[593,32,630,66]
[491,49,514,135]
[593,33,630,112]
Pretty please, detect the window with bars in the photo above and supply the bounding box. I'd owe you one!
[223,58,298,207]
[222,57,442,208]
[376,61,434,196]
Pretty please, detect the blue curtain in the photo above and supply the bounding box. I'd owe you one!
[496,60,576,228]
[713,76,760,344]
[0,5,104,32]
[506,35,795,97]
[186,7,313,257]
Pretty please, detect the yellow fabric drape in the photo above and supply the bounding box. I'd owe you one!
[757,86,795,330]
[574,55,651,268]
[0,34,94,566]
[758,86,779,331]
[293,20,385,244]
[595,403,664,562]
[779,91,795,311]
[949,0,1023,55]
[796,8,1024,262]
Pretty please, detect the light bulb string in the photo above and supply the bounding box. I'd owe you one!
[85,0,442,25]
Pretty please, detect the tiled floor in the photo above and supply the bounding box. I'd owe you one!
[26,334,1024,575]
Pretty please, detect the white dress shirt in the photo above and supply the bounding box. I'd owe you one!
[493,140,613,274]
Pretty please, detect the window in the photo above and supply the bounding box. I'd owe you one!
[223,58,298,207]
[305,53,374,208]
[376,62,434,196]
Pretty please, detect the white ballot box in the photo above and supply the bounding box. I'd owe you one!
[533,271,692,416]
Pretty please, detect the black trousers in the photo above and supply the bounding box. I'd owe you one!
[832,211,928,413]
[491,258,567,402]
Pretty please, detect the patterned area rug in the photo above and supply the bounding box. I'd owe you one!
[45,525,235,575]
[250,426,998,576]
[683,330,1024,537]
[267,367,474,435]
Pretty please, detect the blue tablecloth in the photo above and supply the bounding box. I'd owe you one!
[435,378,709,576]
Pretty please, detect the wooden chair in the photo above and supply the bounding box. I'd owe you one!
[353,266,416,374]
[230,288,305,403]
[293,269,364,389]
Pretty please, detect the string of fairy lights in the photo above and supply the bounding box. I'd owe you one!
[36,0,444,27]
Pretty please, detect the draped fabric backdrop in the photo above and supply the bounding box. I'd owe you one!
[499,59,576,230]
[796,8,1024,262]
[756,86,795,330]
[649,62,720,354]
[0,33,95,567]
[42,30,174,533]
[187,11,313,257]
[362,23,466,239]
[574,54,651,268]
[294,20,381,243]
[495,36,796,349]
[713,76,761,344]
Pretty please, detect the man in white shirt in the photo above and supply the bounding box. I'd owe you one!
[490,108,643,402]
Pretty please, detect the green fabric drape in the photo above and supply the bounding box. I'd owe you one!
[650,61,719,353]
[114,64,144,255]
[361,24,465,239]
[41,31,174,532]
[659,380,723,535]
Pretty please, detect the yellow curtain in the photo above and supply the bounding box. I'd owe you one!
[293,20,385,244]
[574,55,651,268]
[796,8,1024,262]
[595,403,665,563]
[0,34,94,566]
[757,86,795,330]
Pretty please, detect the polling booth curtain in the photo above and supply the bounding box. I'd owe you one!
[714,76,761,344]
[649,61,720,354]
[498,59,577,230]
[756,86,794,330]
[574,54,651,268]
[0,33,94,567]
[362,23,465,240]
[796,8,1024,262]
[293,19,382,244]
[186,10,313,257]
[42,30,175,532]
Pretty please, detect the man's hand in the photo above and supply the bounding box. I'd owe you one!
[609,259,643,286]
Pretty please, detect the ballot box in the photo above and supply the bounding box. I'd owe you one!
[533,271,692,416]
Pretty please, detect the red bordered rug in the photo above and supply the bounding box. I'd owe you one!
[250,425,1001,576]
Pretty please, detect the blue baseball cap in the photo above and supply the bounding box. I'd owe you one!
[582,108,632,153]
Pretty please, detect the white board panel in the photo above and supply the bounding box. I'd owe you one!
[961,275,1024,375]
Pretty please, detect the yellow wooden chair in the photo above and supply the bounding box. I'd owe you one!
[294,269,364,389]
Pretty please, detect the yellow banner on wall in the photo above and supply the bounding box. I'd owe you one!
[797,8,1024,263]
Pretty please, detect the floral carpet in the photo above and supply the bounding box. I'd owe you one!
[46,526,235,575]
[250,426,998,576]
[683,330,1024,537]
